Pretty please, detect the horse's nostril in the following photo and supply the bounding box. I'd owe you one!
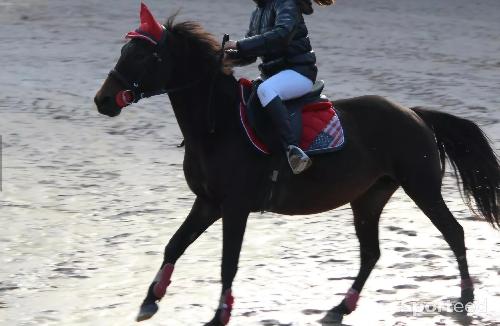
[94,96,102,107]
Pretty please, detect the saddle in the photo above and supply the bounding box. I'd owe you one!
[239,78,345,155]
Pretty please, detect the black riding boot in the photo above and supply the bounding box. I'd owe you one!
[265,96,312,174]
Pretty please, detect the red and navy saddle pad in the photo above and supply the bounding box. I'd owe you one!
[238,78,345,155]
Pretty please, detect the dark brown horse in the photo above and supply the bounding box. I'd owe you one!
[94,6,499,326]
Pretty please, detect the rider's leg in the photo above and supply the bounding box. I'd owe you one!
[257,70,314,104]
[257,70,314,174]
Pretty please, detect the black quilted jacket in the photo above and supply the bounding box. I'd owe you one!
[236,0,317,82]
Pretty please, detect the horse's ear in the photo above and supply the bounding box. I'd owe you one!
[126,2,165,45]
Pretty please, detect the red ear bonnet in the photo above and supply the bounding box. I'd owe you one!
[126,2,165,45]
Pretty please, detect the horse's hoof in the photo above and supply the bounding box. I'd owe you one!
[136,303,159,322]
[460,288,474,306]
[320,301,350,325]
[204,314,224,326]
[453,288,475,315]
[319,310,343,325]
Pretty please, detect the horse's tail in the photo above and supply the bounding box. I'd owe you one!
[411,107,499,228]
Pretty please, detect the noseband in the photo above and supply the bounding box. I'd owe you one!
[108,68,166,104]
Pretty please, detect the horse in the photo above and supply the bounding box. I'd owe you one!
[94,4,499,325]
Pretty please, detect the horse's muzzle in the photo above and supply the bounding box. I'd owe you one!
[95,95,122,117]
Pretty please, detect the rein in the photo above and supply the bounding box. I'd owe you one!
[109,68,202,101]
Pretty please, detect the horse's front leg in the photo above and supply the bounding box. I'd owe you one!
[137,196,221,322]
[206,200,250,326]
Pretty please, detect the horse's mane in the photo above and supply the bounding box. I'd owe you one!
[164,14,221,71]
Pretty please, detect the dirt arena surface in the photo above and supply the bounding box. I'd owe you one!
[1,0,499,325]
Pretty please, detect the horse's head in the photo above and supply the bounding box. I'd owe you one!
[94,3,174,117]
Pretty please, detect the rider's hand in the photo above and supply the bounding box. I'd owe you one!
[224,40,238,51]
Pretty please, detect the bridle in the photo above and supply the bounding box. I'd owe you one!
[109,71,202,108]
[109,30,229,134]
[108,30,203,105]
[109,67,202,102]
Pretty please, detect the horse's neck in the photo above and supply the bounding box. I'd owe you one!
[168,74,240,144]
[168,83,209,140]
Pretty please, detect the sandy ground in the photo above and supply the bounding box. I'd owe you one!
[1,0,499,325]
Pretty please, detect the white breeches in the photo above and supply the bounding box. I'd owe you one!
[256,69,313,107]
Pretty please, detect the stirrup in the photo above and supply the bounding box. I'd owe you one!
[286,145,312,174]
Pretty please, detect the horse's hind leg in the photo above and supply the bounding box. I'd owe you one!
[137,197,221,322]
[400,175,474,306]
[322,177,399,323]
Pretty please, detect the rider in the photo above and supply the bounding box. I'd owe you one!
[224,0,334,174]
